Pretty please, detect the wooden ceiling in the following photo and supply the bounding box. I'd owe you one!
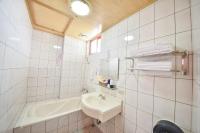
[26,0,154,40]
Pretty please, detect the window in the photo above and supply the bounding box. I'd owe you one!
[89,35,101,54]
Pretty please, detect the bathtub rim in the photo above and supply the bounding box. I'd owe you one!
[15,97,81,128]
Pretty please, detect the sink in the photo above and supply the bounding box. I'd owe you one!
[81,92,122,123]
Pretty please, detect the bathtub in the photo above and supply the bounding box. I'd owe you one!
[15,97,81,128]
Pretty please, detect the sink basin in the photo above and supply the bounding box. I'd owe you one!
[81,92,122,123]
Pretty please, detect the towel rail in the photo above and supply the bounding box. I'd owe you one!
[127,68,180,72]
[125,50,191,75]
[126,51,188,59]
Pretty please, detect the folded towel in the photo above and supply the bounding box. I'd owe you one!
[135,61,172,66]
[136,44,174,57]
[134,67,172,71]
[135,61,173,71]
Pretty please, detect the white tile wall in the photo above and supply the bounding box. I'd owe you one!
[27,30,63,102]
[0,0,196,133]
[85,0,194,132]
[60,36,86,98]
[0,0,32,132]
[191,0,200,132]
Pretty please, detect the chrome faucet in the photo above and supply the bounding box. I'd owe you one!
[99,94,106,100]
[81,89,88,94]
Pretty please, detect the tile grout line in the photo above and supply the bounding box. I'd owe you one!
[189,0,193,131]
[152,1,156,132]
[134,6,142,132]
[174,0,177,124]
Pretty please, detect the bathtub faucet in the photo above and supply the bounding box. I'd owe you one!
[81,88,88,94]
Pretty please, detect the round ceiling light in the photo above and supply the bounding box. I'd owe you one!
[70,0,90,16]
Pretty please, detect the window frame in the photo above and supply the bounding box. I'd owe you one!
[89,35,101,55]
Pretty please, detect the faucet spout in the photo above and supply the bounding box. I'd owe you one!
[99,94,106,100]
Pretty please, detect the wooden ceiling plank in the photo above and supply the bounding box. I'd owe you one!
[26,0,155,39]
[26,0,36,25]
[63,18,73,33]
[33,24,64,36]
[32,0,72,18]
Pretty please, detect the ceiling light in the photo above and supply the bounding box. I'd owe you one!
[70,0,90,16]
[124,35,134,42]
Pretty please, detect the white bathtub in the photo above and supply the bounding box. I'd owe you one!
[15,97,81,128]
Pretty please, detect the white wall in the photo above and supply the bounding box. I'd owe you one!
[85,0,193,132]
[0,0,32,132]
[27,30,64,102]
[191,0,200,132]
[60,36,86,98]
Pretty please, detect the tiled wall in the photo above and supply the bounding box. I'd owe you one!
[85,0,193,132]
[0,0,32,132]
[14,110,93,133]
[60,36,86,98]
[27,30,63,102]
[191,0,200,132]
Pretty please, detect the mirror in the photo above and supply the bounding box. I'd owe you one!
[99,58,119,80]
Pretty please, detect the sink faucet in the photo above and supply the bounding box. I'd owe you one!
[81,89,88,94]
[99,94,106,100]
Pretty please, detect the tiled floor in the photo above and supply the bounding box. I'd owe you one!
[77,126,102,133]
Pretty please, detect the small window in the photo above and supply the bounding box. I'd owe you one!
[89,36,101,54]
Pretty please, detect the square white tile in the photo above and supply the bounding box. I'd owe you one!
[175,0,190,12]
[124,104,137,124]
[126,74,138,91]
[125,89,137,108]
[175,8,191,33]
[191,4,200,29]
[140,23,154,42]
[154,77,175,100]
[138,76,154,95]
[31,122,45,133]
[140,4,154,26]
[128,12,139,31]
[155,15,175,38]
[154,97,175,121]
[175,102,192,130]
[176,30,192,51]
[176,79,193,105]
[137,110,153,132]
[155,0,174,20]
[138,93,153,113]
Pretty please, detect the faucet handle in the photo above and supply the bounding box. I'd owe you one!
[98,94,106,100]
[81,88,88,94]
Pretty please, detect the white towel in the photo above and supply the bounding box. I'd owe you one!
[135,61,173,71]
[135,44,174,57]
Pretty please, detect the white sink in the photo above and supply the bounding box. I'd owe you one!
[81,92,122,123]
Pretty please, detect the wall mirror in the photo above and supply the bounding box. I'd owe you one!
[99,58,119,80]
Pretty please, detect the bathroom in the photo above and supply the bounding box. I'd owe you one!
[0,0,199,133]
